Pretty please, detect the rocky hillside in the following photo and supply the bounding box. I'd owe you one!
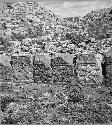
[0,2,111,55]
[0,1,112,125]
[82,7,112,40]
[0,2,79,55]
[64,7,112,57]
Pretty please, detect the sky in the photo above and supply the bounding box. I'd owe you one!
[1,0,112,17]
[38,0,112,17]
[37,0,112,17]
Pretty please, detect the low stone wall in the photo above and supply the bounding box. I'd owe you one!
[76,53,103,85]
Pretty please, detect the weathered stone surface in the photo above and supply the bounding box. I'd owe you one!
[11,55,33,82]
[76,53,103,85]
